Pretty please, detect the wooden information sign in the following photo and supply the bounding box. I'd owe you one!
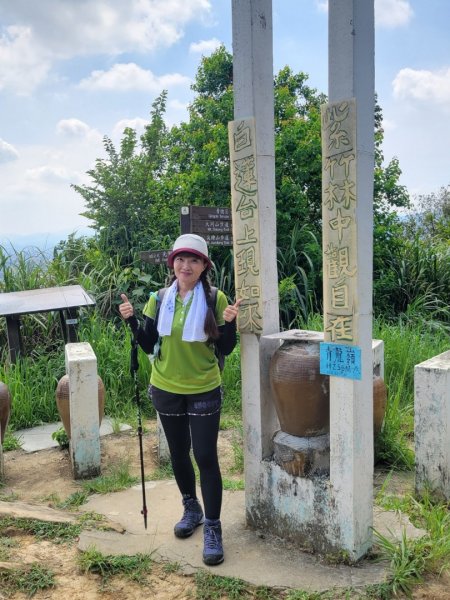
[139,250,169,265]
[180,206,232,246]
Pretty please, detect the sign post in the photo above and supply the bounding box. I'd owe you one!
[180,205,233,246]
[140,206,232,266]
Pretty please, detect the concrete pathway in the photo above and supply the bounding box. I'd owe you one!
[7,424,425,594]
[79,480,424,594]
[12,418,131,452]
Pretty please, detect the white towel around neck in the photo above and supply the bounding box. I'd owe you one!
[157,279,208,342]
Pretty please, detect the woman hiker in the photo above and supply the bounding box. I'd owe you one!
[119,233,241,566]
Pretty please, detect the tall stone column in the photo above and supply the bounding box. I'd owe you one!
[231,0,280,521]
[325,0,375,558]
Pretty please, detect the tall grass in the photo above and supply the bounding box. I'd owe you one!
[373,318,449,469]
[1,354,64,429]
[374,489,450,597]
[221,343,242,414]
[276,223,320,329]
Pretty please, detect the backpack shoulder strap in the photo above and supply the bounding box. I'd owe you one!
[154,287,167,322]
[207,287,225,371]
[207,286,218,311]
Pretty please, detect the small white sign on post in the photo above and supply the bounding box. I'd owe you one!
[228,117,263,334]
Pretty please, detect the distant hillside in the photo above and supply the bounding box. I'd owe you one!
[0,229,93,256]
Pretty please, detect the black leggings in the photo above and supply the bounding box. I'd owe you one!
[158,411,222,520]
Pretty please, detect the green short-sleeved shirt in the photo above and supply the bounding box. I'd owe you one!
[143,289,228,394]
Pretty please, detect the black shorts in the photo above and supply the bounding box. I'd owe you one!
[148,385,222,417]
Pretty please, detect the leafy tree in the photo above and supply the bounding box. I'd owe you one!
[73,93,170,264]
[274,66,325,307]
[372,101,411,315]
[163,46,234,216]
[405,185,450,244]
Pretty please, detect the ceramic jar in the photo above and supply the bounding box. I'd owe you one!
[0,381,12,444]
[55,374,105,439]
[269,341,330,437]
[373,374,387,436]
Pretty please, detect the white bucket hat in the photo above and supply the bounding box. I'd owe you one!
[167,234,212,269]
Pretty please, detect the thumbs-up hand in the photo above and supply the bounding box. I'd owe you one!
[119,293,134,320]
[223,298,242,323]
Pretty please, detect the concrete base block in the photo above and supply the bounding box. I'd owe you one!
[65,343,101,480]
[246,460,339,555]
[415,350,450,500]
[273,431,329,477]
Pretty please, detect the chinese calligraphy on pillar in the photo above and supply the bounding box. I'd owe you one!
[321,99,358,344]
[228,118,263,333]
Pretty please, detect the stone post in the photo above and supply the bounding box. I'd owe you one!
[415,351,450,500]
[157,413,171,464]
[231,0,280,520]
[325,0,375,558]
[65,342,101,479]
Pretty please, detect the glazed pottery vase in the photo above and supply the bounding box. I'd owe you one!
[269,341,388,438]
[0,381,12,444]
[270,342,330,437]
[55,374,105,439]
[373,374,387,436]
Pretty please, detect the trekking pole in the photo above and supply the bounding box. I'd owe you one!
[130,333,148,529]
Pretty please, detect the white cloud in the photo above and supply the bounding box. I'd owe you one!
[112,117,148,139]
[0,126,104,236]
[393,67,450,105]
[78,63,191,92]
[26,165,72,184]
[0,0,211,94]
[381,117,396,133]
[315,0,414,28]
[0,25,51,95]
[0,1,212,57]
[169,99,189,112]
[315,0,328,13]
[56,119,92,138]
[189,37,221,55]
[0,139,19,163]
[375,0,413,28]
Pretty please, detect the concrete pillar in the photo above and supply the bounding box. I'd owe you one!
[231,0,280,523]
[415,351,450,500]
[324,0,375,559]
[65,342,101,479]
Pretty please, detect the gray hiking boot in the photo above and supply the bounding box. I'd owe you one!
[174,495,204,538]
[202,519,224,565]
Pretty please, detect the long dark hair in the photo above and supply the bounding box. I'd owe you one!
[167,260,220,342]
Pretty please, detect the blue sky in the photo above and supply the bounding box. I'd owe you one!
[1,0,449,244]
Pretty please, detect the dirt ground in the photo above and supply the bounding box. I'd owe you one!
[1,424,449,599]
